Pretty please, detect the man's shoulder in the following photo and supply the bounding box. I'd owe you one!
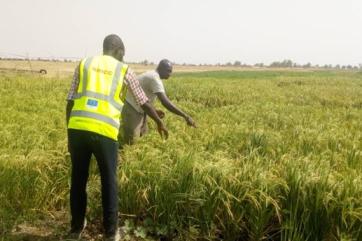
[140,70,162,85]
[140,70,159,79]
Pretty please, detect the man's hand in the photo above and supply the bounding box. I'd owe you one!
[156,109,165,119]
[184,115,196,128]
[141,102,168,140]
[157,122,169,139]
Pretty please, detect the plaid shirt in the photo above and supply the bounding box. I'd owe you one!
[67,63,148,106]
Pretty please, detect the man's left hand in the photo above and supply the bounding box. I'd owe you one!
[156,109,165,119]
[185,116,196,128]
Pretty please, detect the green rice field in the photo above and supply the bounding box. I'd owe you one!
[0,69,361,240]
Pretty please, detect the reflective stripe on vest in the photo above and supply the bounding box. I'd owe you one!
[70,110,119,129]
[74,58,123,111]
[68,55,128,140]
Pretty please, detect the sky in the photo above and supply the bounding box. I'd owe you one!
[1,0,361,66]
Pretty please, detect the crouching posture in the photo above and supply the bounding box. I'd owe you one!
[121,59,196,145]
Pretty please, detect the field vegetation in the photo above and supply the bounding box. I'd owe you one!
[0,69,361,240]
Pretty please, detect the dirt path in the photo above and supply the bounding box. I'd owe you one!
[5,211,152,241]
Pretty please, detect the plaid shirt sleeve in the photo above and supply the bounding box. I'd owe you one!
[67,64,80,100]
[67,64,148,106]
[123,67,149,106]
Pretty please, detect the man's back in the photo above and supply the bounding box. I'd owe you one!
[68,55,127,141]
[126,70,165,113]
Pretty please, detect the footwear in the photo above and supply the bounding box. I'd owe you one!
[65,219,87,240]
[104,228,121,241]
[64,231,82,240]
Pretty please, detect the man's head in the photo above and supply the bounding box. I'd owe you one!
[103,34,125,61]
[156,59,173,79]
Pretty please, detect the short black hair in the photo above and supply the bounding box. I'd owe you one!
[103,34,124,53]
[158,59,172,70]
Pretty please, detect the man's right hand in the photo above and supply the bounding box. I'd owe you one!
[157,122,169,139]
[141,102,169,139]
[156,109,165,119]
[185,115,196,128]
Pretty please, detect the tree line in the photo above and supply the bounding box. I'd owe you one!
[1,57,361,70]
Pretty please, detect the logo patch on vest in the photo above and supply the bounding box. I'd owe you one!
[86,99,98,109]
[92,67,113,75]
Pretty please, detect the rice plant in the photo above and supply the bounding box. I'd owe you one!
[0,69,361,240]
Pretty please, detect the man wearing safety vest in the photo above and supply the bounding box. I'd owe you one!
[65,34,168,241]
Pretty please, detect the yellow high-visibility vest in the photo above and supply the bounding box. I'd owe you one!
[68,55,128,140]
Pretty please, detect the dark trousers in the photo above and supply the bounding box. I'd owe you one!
[68,129,119,236]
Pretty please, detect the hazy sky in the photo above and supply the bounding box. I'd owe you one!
[1,0,361,65]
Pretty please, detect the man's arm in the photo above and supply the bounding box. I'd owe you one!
[156,92,196,127]
[141,102,168,139]
[66,100,74,125]
[66,64,80,125]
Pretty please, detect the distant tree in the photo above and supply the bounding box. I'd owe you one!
[233,60,241,66]
[303,62,311,68]
[335,64,340,69]
[270,59,294,68]
[254,63,264,67]
[141,59,148,65]
[225,62,232,66]
[269,61,280,67]
[282,59,293,68]
[359,63,362,69]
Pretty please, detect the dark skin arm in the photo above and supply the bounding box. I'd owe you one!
[141,102,168,139]
[66,100,74,126]
[156,92,196,127]
[66,99,168,139]
[65,100,74,152]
